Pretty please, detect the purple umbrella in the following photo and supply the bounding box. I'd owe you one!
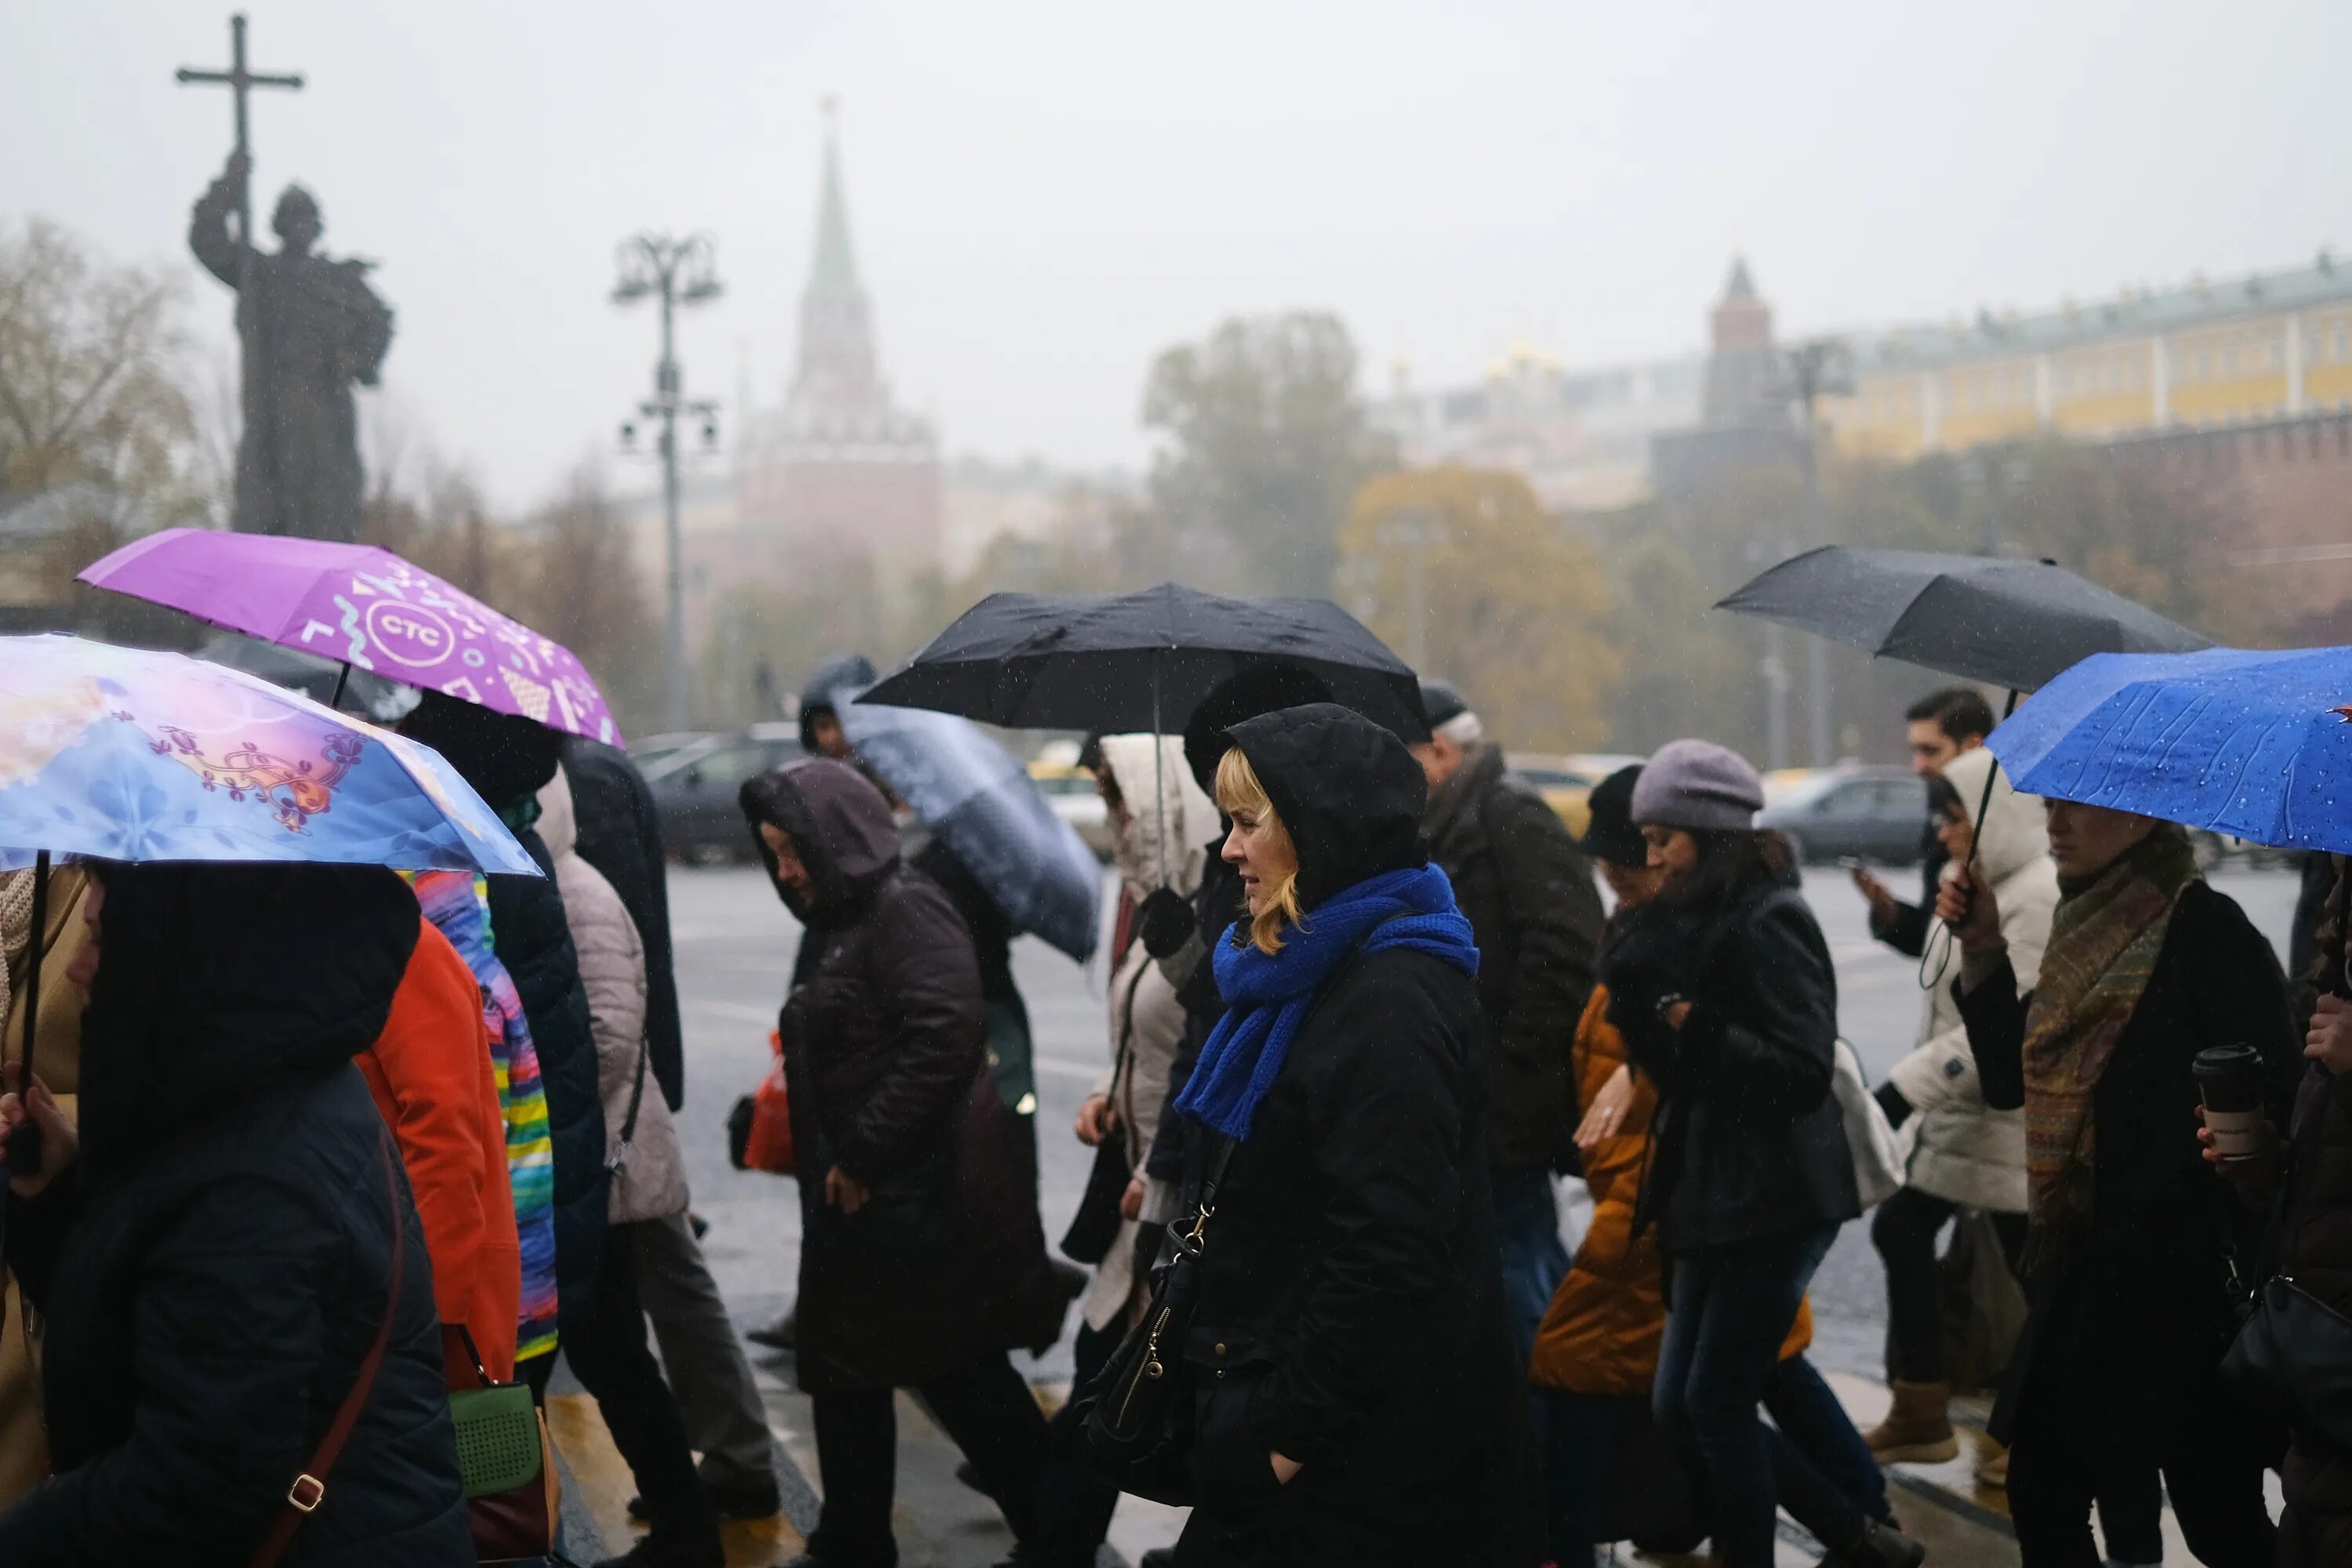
[78,528,622,744]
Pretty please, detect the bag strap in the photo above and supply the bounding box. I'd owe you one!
[608,1030,650,1174]
[247,1131,408,1568]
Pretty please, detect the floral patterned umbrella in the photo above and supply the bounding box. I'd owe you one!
[0,633,538,875]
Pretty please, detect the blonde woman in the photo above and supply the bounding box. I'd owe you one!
[1165,702,1527,1567]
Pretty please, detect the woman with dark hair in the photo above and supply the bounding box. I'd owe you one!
[0,861,469,1563]
[739,758,1066,1568]
[1602,739,1902,1568]
[1168,702,1529,1566]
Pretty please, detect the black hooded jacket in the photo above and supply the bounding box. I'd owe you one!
[740,760,1065,1395]
[402,692,606,1330]
[561,735,684,1111]
[1601,851,1860,1253]
[0,863,469,1566]
[1175,703,1531,1567]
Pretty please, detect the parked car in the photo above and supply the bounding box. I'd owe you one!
[1508,752,1646,838]
[1758,764,1929,866]
[627,730,720,775]
[647,722,804,863]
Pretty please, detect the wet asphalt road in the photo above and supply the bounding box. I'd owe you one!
[662,858,2303,1390]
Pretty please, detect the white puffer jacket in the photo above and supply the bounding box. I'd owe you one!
[540,765,689,1225]
[1081,734,1217,1332]
[1885,746,2055,1212]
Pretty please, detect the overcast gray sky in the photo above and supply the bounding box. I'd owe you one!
[9,1,2349,510]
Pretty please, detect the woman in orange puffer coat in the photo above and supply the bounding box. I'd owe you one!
[359,916,521,1388]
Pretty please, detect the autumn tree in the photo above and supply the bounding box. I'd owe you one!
[1141,312,1395,596]
[1339,465,1619,750]
[0,220,205,609]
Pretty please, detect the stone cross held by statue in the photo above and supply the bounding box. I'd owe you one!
[175,13,303,258]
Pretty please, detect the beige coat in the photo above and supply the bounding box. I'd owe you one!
[1081,735,1215,1331]
[540,768,688,1225]
[1886,747,2054,1212]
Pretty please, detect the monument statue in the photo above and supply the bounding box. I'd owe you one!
[190,148,394,542]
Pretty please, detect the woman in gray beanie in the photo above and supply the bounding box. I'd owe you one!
[1602,741,1911,1568]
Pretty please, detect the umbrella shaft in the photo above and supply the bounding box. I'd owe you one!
[7,851,49,1179]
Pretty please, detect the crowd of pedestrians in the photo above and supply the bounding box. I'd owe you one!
[5,644,2350,1568]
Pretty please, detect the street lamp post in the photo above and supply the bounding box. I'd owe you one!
[1779,339,1853,767]
[1385,507,1443,673]
[612,234,722,734]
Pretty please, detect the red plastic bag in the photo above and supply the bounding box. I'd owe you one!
[728,1030,796,1176]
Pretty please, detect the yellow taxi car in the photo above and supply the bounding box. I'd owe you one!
[1026,748,1114,860]
[1507,752,1646,839]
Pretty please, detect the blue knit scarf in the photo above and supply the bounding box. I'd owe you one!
[1172,863,1479,1141]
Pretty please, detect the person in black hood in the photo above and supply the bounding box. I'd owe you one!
[1168,702,1532,1567]
[402,691,607,1359]
[741,759,1066,1568]
[0,861,470,1564]
[1142,662,1335,1195]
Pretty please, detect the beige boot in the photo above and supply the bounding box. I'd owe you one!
[1973,1434,2009,1489]
[1862,1378,1960,1464]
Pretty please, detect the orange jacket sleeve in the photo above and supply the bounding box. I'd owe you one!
[359,918,521,1385]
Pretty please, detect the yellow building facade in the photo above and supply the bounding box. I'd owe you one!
[1828,257,2352,462]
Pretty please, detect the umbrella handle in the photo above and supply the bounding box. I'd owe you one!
[1152,648,1167,889]
[328,661,353,712]
[5,851,49,1180]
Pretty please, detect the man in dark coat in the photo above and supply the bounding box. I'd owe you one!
[1411,678,1603,1367]
[1853,687,1992,956]
[0,862,469,1563]
[562,734,685,1112]
[740,759,1066,1568]
[1176,703,1533,1567]
[404,692,608,1345]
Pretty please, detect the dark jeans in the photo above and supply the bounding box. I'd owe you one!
[1654,1223,1837,1568]
[808,1351,1051,1568]
[1544,1359,1885,1566]
[1021,1316,1124,1567]
[1762,1353,1888,1548]
[1870,1186,2027,1383]
[1494,1171,1572,1373]
[561,1221,720,1545]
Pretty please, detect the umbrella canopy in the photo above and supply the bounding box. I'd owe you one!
[1987,644,2352,855]
[858,583,1429,742]
[1717,546,2210,691]
[0,633,539,875]
[78,527,622,743]
[830,683,1101,963]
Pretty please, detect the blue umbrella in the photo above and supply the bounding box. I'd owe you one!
[830,684,1101,963]
[1987,644,2352,853]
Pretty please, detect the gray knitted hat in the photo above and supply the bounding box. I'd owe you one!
[1628,739,1764,833]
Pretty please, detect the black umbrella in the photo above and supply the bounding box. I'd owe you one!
[858,583,1429,742]
[1715,545,2210,692]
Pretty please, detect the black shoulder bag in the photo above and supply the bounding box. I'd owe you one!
[1069,1133,1238,1506]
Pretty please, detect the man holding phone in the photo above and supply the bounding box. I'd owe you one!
[1853,688,1994,956]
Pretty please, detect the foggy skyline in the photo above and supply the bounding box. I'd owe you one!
[9,1,2350,511]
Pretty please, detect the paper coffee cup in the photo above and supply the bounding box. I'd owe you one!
[2202,1105,2265,1159]
[2194,1043,2265,1160]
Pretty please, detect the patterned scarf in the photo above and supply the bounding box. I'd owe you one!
[2019,823,2199,1270]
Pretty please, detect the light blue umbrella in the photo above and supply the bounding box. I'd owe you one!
[830,681,1101,962]
[1987,644,2352,853]
[0,633,538,875]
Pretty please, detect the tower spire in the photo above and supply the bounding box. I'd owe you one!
[789,97,884,419]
